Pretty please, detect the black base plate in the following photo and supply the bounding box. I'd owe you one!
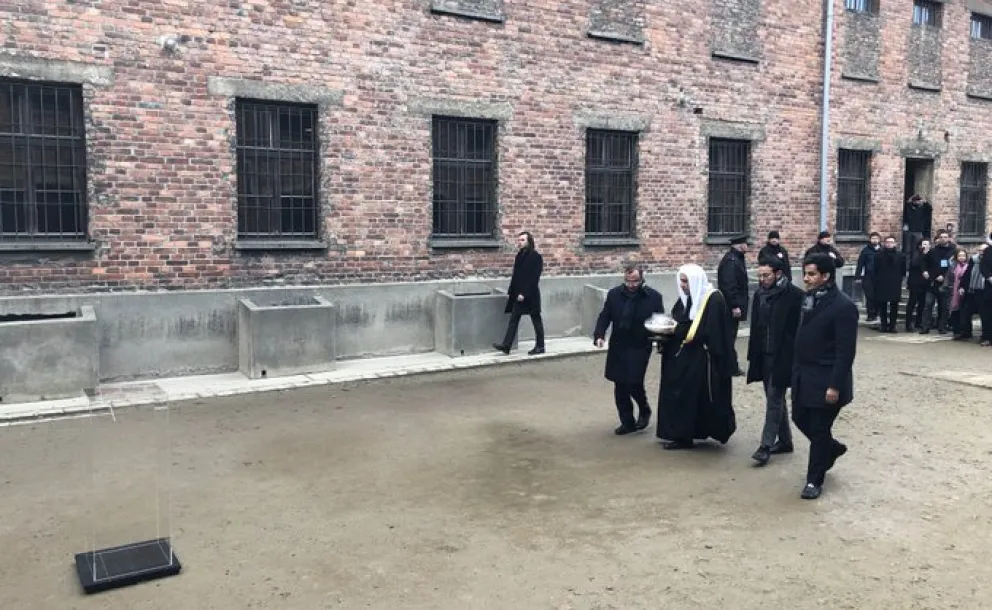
[74,538,182,594]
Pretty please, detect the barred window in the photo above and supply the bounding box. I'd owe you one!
[235,100,319,239]
[845,0,877,14]
[431,117,497,238]
[959,162,988,237]
[585,130,637,237]
[836,149,871,235]
[0,79,87,241]
[913,0,940,27]
[707,138,750,236]
[972,13,992,40]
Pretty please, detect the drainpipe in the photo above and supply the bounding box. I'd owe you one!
[818,0,836,232]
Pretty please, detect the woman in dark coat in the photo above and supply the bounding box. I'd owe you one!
[593,267,665,434]
[872,236,906,333]
[494,231,545,355]
[904,239,931,332]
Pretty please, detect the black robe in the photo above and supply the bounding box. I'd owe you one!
[655,290,737,443]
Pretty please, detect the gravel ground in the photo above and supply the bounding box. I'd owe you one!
[1,333,991,610]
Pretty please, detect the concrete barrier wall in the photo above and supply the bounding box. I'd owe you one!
[238,296,337,379]
[0,266,843,384]
[434,286,514,357]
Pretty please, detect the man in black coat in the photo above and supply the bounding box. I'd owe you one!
[920,229,956,335]
[792,253,859,500]
[758,230,792,280]
[593,266,665,435]
[746,257,803,466]
[902,194,933,259]
[717,233,749,376]
[854,232,882,322]
[803,231,846,268]
[493,231,545,355]
[872,236,906,333]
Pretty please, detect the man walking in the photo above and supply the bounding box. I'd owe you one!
[746,257,803,466]
[493,231,545,355]
[792,253,859,500]
[758,230,792,280]
[854,232,881,322]
[593,265,665,435]
[717,233,749,376]
[920,229,956,335]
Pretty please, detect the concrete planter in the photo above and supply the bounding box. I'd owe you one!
[238,296,337,379]
[434,285,514,357]
[581,284,609,338]
[0,306,99,403]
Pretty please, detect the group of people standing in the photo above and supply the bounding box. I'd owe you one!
[593,234,858,501]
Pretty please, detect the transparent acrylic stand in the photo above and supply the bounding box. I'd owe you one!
[74,401,182,594]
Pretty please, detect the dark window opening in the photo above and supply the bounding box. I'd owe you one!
[0,79,87,241]
[585,129,637,237]
[913,0,941,27]
[707,138,750,236]
[960,162,988,237]
[235,100,319,240]
[431,117,497,239]
[971,13,992,40]
[837,149,872,235]
[845,0,878,14]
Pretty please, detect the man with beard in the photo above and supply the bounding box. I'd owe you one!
[919,229,956,335]
[792,253,859,500]
[758,230,792,280]
[717,233,750,376]
[593,265,665,435]
[746,257,803,466]
[804,231,846,268]
[493,231,545,355]
[872,236,906,333]
[655,264,737,450]
[854,232,882,322]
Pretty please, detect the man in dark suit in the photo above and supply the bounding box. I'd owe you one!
[717,233,749,376]
[493,231,545,355]
[746,257,803,466]
[792,253,859,500]
[593,265,665,435]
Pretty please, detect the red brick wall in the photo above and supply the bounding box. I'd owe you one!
[0,0,989,293]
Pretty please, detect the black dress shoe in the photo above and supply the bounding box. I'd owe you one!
[527,346,545,355]
[769,441,794,454]
[751,445,771,466]
[492,343,510,354]
[615,424,637,436]
[827,442,848,471]
[635,415,650,430]
[800,483,822,500]
[733,369,745,377]
[661,439,694,450]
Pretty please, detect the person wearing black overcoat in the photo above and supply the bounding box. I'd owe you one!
[746,257,804,466]
[905,239,932,331]
[493,231,545,355]
[717,233,750,376]
[593,267,665,435]
[792,253,859,500]
[872,236,906,333]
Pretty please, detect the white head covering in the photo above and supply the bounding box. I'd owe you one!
[677,264,714,320]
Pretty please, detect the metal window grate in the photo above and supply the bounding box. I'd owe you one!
[913,0,940,27]
[706,138,750,236]
[431,117,497,238]
[959,162,988,237]
[235,100,319,239]
[845,0,875,14]
[0,79,87,241]
[585,130,637,237]
[972,13,992,40]
[836,149,871,235]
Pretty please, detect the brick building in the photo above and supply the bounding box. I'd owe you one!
[1,0,991,294]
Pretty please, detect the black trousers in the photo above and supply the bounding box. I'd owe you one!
[923,288,949,331]
[874,300,899,330]
[906,287,926,329]
[981,298,992,342]
[955,294,979,338]
[863,280,877,319]
[501,303,545,348]
[792,405,843,486]
[614,382,649,428]
[729,317,741,371]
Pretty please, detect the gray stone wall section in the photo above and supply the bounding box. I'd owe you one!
[710,0,763,62]
[0,54,114,86]
[407,97,513,120]
[835,137,882,152]
[907,26,943,91]
[429,0,505,22]
[967,39,992,100]
[967,0,992,14]
[207,77,344,106]
[587,0,645,44]
[237,296,337,379]
[700,120,766,142]
[573,111,651,132]
[434,287,515,357]
[581,285,609,338]
[0,306,99,403]
[842,12,881,82]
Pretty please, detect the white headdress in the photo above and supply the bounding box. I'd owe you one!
[676,264,714,320]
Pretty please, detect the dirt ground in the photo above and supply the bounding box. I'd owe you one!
[2,334,992,610]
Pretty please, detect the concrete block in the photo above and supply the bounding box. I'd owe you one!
[0,306,99,403]
[434,285,515,357]
[581,284,610,338]
[238,295,337,379]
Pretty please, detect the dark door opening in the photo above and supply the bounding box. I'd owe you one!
[902,157,935,253]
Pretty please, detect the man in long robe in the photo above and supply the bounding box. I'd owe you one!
[655,264,738,450]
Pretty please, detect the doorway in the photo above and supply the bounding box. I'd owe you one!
[903,157,935,214]
[902,157,935,254]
